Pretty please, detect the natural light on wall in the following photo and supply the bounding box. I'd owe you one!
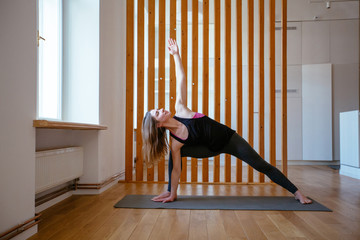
[38,0,62,120]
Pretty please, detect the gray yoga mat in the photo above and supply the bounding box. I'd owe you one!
[114,195,331,211]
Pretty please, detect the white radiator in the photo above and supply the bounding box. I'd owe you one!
[36,147,83,194]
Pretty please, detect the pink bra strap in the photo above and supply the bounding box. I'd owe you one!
[193,112,205,119]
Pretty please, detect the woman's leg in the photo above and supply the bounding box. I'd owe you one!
[223,133,298,194]
[167,151,176,192]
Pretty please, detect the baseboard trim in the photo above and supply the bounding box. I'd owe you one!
[0,214,40,240]
[12,225,37,240]
[340,164,360,179]
[35,171,125,212]
[73,170,125,195]
[73,179,119,195]
[76,171,124,190]
[36,191,73,213]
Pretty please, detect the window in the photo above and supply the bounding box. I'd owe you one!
[37,0,100,124]
[38,0,62,120]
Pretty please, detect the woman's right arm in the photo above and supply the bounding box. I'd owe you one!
[168,39,192,115]
[161,139,183,203]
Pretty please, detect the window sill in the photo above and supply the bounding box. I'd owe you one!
[33,120,107,130]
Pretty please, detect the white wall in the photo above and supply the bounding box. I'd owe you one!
[98,0,127,181]
[0,0,38,238]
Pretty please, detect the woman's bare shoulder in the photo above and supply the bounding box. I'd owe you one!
[174,104,195,118]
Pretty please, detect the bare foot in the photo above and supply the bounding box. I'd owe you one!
[294,190,313,204]
[151,191,171,201]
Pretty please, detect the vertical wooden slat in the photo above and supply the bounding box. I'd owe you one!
[236,0,243,183]
[125,0,134,182]
[259,0,265,183]
[191,0,198,183]
[180,0,188,183]
[147,0,155,181]
[247,0,254,183]
[136,0,145,181]
[281,0,288,176]
[158,0,166,182]
[269,0,276,167]
[202,0,209,183]
[213,0,221,183]
[225,0,231,183]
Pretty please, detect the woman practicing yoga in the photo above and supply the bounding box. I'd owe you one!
[142,38,312,204]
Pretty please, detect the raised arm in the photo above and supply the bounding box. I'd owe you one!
[168,39,191,115]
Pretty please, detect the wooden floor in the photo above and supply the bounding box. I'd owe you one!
[29,166,360,240]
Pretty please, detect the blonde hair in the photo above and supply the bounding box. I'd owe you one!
[142,111,169,167]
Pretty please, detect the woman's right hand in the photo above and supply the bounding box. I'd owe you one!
[167,38,179,56]
[151,191,171,201]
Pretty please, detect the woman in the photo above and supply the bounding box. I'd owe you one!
[142,38,312,204]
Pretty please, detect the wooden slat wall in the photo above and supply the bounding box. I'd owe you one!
[259,0,265,183]
[136,0,145,181]
[224,0,231,183]
[125,0,134,182]
[158,0,166,182]
[281,0,288,176]
[236,0,243,183]
[247,0,254,183]
[180,0,188,183]
[269,0,276,167]
[125,0,288,185]
[213,0,221,183]
[202,0,209,183]
[147,0,155,181]
[191,0,199,183]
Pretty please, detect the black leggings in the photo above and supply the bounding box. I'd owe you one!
[167,133,298,194]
